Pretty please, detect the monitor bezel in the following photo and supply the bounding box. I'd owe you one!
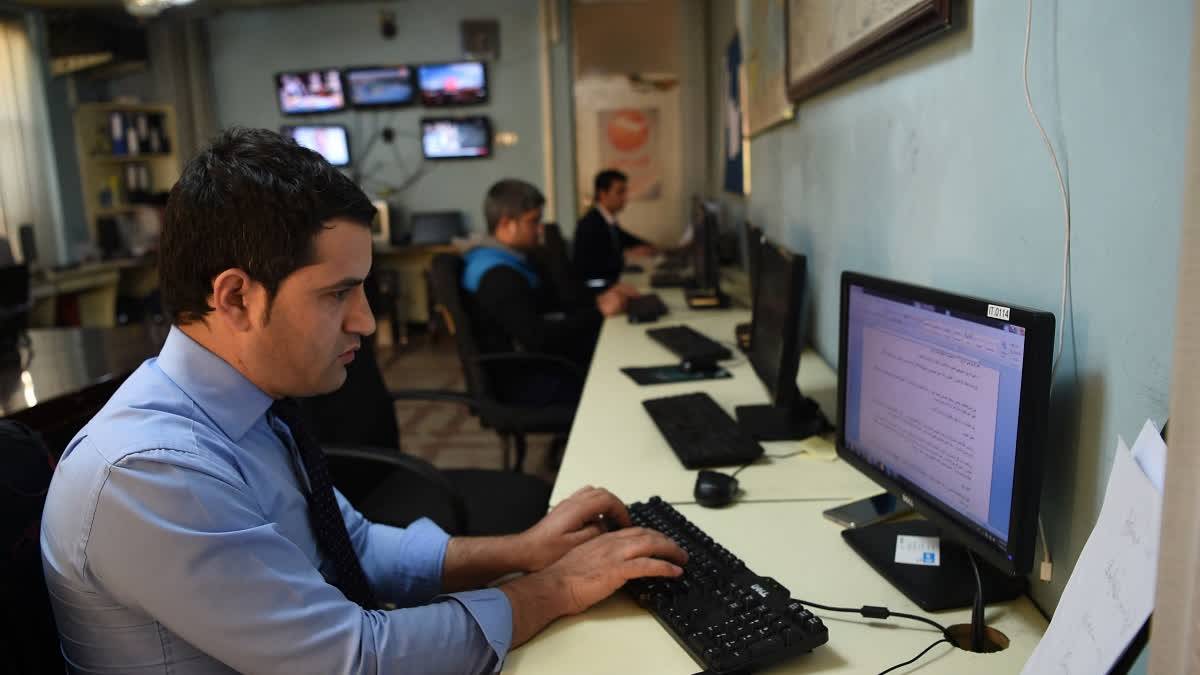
[419,116,493,160]
[274,68,346,116]
[747,239,805,412]
[342,64,416,108]
[279,124,352,167]
[836,270,1054,576]
[415,60,489,106]
[690,200,721,291]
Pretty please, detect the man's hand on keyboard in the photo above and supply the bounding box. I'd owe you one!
[596,287,630,317]
[517,486,633,571]
[544,526,688,616]
[609,282,641,299]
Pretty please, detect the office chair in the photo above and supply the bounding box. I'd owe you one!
[428,253,580,472]
[0,420,65,674]
[532,223,583,306]
[299,337,552,536]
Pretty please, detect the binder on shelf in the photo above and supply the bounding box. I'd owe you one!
[109,112,126,156]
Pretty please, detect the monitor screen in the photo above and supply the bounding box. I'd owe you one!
[421,117,492,159]
[417,61,487,105]
[344,66,414,107]
[409,211,466,245]
[690,200,721,291]
[280,125,351,167]
[837,271,1054,578]
[276,69,345,115]
[747,240,806,411]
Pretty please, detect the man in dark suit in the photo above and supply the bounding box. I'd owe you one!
[572,169,656,293]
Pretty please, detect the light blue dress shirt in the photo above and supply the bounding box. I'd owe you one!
[40,327,513,674]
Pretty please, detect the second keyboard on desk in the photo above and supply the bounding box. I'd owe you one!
[626,497,829,674]
[642,392,763,468]
[646,324,732,363]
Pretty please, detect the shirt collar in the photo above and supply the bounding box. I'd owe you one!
[155,325,275,441]
[595,204,617,226]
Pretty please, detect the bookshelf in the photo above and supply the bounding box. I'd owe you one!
[72,102,180,243]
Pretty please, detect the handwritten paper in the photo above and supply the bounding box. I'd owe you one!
[1020,423,1163,674]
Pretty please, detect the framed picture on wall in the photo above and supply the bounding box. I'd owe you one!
[785,0,954,103]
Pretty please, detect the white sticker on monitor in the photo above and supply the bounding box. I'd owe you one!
[895,535,941,566]
[987,304,1011,321]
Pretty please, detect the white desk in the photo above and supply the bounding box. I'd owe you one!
[517,279,1048,673]
[551,292,877,506]
[508,500,1047,673]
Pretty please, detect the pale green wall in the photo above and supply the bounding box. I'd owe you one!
[709,1,1188,638]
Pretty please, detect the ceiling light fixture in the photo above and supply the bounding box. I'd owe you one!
[123,0,196,19]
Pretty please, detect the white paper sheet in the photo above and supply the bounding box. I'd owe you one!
[1020,423,1163,674]
[1130,418,1166,494]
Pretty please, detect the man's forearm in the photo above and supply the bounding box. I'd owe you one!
[442,535,530,592]
[497,570,569,648]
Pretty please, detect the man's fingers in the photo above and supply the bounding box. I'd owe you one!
[621,556,685,581]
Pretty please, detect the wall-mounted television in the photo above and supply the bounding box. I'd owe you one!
[420,116,492,159]
[344,65,414,107]
[276,69,345,115]
[280,124,351,167]
[416,61,487,106]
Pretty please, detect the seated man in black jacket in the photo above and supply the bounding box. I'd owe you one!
[573,169,656,293]
[459,179,633,406]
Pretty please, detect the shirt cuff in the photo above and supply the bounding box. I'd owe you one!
[442,588,513,671]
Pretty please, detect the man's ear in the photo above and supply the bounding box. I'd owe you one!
[210,268,261,332]
[493,217,515,242]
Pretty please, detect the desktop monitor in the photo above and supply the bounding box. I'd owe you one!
[836,271,1054,610]
[275,69,345,115]
[690,200,721,291]
[734,239,826,441]
[344,65,415,107]
[420,117,492,159]
[416,61,487,105]
[280,125,351,167]
[409,211,466,245]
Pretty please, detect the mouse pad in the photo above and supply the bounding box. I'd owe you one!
[621,364,732,385]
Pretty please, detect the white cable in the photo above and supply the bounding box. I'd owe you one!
[1023,0,1070,583]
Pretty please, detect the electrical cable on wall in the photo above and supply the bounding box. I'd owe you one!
[1023,0,1072,584]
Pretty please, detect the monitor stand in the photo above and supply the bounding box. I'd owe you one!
[735,396,828,441]
[841,519,1027,611]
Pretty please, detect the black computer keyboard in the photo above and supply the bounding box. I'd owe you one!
[627,293,668,323]
[642,392,763,468]
[626,497,829,674]
[646,325,733,363]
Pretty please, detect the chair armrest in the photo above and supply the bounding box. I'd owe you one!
[323,445,468,534]
[471,352,585,382]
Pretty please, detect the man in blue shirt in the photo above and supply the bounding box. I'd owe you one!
[40,128,685,674]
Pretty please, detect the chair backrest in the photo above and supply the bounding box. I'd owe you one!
[428,253,494,404]
[534,223,579,305]
[0,420,64,673]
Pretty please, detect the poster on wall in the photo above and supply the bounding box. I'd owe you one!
[740,0,794,137]
[597,108,661,201]
[723,33,746,195]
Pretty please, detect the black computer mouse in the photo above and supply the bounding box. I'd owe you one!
[694,470,738,508]
[680,357,719,374]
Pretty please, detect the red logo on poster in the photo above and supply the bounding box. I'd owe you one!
[606,110,650,152]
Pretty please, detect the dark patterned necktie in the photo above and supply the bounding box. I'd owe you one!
[269,398,378,609]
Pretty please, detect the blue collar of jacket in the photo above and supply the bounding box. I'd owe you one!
[461,246,541,292]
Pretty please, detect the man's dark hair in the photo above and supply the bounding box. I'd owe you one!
[593,169,627,197]
[159,127,377,325]
[483,179,545,234]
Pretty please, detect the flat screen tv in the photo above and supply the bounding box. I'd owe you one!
[280,124,351,167]
[416,61,487,105]
[420,117,492,159]
[276,69,345,115]
[344,65,414,107]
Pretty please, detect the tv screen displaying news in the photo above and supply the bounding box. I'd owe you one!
[280,125,351,167]
[416,61,487,105]
[276,69,345,115]
[421,117,492,159]
[345,65,414,107]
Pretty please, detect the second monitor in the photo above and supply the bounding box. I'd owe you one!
[734,238,829,441]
